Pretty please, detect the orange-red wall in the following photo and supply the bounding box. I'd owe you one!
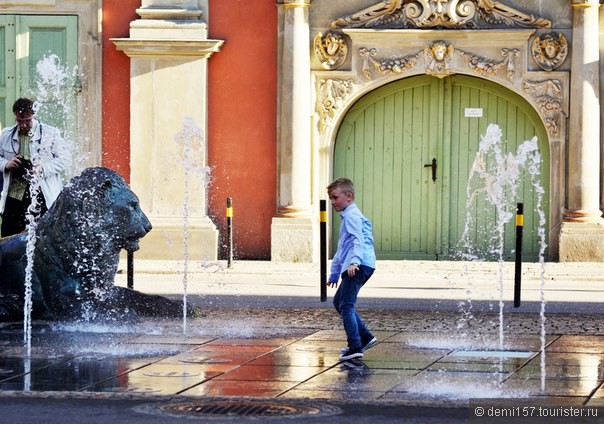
[102,1,277,259]
[101,0,139,180]
[208,1,277,259]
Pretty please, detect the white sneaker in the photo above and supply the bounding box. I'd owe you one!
[339,337,377,354]
[339,348,363,361]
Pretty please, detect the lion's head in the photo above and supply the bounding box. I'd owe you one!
[0,167,198,321]
[34,167,152,301]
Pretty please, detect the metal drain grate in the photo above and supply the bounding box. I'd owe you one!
[141,400,341,420]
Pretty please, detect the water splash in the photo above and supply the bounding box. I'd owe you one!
[22,163,46,357]
[21,54,81,353]
[173,117,211,335]
[29,54,81,177]
[459,123,548,389]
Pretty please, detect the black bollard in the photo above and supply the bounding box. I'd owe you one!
[127,249,134,289]
[227,197,233,268]
[320,200,327,302]
[514,203,523,308]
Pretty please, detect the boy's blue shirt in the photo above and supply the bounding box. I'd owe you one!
[329,202,376,282]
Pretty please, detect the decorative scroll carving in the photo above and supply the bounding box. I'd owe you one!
[458,49,505,75]
[360,47,379,79]
[314,31,348,70]
[318,78,355,133]
[360,47,421,79]
[522,79,563,136]
[500,48,520,80]
[531,32,568,71]
[330,0,551,29]
[458,47,518,80]
[476,0,550,28]
[424,41,454,77]
[358,42,519,81]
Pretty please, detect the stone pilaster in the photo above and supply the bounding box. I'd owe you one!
[559,0,604,261]
[272,0,315,262]
[112,1,223,260]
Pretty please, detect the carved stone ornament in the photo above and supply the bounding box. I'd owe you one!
[457,47,519,80]
[318,78,355,133]
[522,79,563,136]
[424,41,454,77]
[531,32,568,71]
[358,42,519,81]
[314,31,348,70]
[330,0,551,29]
[360,47,421,79]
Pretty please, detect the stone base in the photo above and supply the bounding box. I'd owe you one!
[134,217,218,261]
[271,216,316,263]
[559,220,604,262]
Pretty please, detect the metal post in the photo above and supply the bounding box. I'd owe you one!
[514,203,523,308]
[227,197,233,268]
[320,200,327,302]
[127,249,134,289]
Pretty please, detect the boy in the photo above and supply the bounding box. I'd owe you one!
[327,178,377,360]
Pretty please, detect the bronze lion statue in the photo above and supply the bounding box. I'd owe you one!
[0,167,193,321]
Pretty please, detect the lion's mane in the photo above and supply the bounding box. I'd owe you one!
[34,167,152,317]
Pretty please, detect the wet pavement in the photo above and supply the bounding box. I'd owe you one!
[0,260,603,423]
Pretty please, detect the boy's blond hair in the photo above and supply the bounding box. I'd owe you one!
[327,177,355,197]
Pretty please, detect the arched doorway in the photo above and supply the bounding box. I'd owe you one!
[333,74,549,261]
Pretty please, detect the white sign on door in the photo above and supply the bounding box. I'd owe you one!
[464,108,483,118]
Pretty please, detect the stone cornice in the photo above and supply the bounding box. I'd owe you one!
[277,0,311,7]
[135,6,204,20]
[112,39,224,59]
[571,0,600,7]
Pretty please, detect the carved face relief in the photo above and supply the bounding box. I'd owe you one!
[432,42,447,61]
[531,32,568,71]
[424,41,454,77]
[314,31,349,70]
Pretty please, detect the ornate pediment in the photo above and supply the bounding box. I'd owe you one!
[330,0,551,30]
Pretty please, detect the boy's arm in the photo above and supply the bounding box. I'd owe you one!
[328,224,345,284]
[346,213,365,267]
[328,247,342,284]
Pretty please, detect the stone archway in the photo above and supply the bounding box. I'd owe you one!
[312,29,568,260]
[331,74,550,260]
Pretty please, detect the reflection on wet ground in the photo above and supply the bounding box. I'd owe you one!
[0,314,603,407]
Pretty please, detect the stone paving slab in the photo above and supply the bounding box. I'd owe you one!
[0,307,602,409]
[0,258,602,422]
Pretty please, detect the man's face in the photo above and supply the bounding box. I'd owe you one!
[328,187,353,212]
[15,112,34,135]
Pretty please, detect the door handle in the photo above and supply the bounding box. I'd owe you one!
[424,158,437,182]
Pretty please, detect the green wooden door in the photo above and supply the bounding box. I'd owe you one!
[444,75,549,261]
[333,75,549,261]
[0,15,77,135]
[0,16,17,127]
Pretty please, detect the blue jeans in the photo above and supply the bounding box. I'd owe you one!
[333,265,374,350]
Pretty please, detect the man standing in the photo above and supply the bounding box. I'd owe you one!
[0,98,69,237]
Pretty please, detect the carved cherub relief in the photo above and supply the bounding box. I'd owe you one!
[424,41,454,77]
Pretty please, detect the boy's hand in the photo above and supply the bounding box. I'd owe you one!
[347,264,359,277]
[327,280,338,288]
